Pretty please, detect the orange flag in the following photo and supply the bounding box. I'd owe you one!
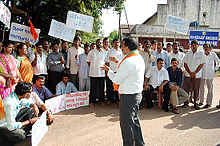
[29,18,38,41]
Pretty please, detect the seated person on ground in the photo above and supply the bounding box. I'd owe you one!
[32,76,54,102]
[167,58,189,114]
[56,73,78,96]
[0,82,39,145]
[28,92,55,125]
[144,58,171,112]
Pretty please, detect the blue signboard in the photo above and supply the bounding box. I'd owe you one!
[189,31,219,47]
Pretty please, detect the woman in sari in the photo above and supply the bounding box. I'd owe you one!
[0,52,12,99]
[16,43,33,83]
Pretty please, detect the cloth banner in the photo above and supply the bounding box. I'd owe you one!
[31,111,48,146]
[66,11,94,33]
[48,19,76,43]
[45,95,66,114]
[9,22,40,45]
[165,15,190,35]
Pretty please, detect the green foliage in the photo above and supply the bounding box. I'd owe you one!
[108,30,118,45]
[2,0,126,43]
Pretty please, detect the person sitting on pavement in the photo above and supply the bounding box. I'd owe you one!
[0,82,39,145]
[144,58,171,112]
[56,73,78,96]
[28,92,55,125]
[32,76,54,102]
[167,58,189,114]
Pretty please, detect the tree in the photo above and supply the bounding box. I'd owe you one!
[1,0,126,43]
[108,30,118,45]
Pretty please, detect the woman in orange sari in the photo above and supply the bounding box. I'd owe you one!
[16,43,33,83]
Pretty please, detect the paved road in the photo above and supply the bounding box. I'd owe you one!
[18,77,220,146]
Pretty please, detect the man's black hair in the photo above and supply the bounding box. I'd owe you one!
[122,37,138,51]
[143,40,151,45]
[203,43,209,48]
[90,43,95,46]
[15,82,32,96]
[62,73,70,78]
[74,36,81,42]
[113,38,119,43]
[167,43,172,46]
[157,58,164,63]
[191,40,199,45]
[171,58,178,63]
[103,37,109,41]
[51,39,60,46]
[84,43,90,47]
[35,42,42,47]
[37,76,46,81]
[172,41,180,46]
[96,39,101,43]
[151,40,158,45]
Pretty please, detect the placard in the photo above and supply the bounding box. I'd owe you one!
[189,31,219,47]
[32,111,48,146]
[66,91,90,110]
[66,11,94,33]
[9,22,40,45]
[165,15,190,35]
[48,19,76,42]
[0,1,11,27]
[45,95,66,114]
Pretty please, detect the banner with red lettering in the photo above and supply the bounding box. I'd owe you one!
[66,91,89,110]
[45,91,90,114]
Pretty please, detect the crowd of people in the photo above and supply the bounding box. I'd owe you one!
[0,35,220,145]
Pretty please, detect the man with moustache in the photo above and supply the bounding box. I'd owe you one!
[182,40,205,110]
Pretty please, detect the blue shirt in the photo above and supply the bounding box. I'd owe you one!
[2,92,31,130]
[76,53,90,79]
[167,67,182,87]
[155,50,170,69]
[56,81,78,96]
[32,84,52,102]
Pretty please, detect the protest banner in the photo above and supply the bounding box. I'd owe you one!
[48,19,76,42]
[0,1,11,28]
[32,111,48,146]
[45,95,66,114]
[189,31,219,47]
[66,91,90,110]
[66,11,94,33]
[9,22,40,45]
[165,15,190,35]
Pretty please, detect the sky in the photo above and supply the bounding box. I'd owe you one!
[101,0,167,36]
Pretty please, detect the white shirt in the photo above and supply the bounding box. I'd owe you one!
[28,92,44,107]
[66,47,84,74]
[202,51,220,79]
[183,50,205,78]
[169,51,185,69]
[108,53,145,94]
[30,52,48,75]
[145,66,169,88]
[139,49,156,74]
[107,48,124,72]
[87,48,107,77]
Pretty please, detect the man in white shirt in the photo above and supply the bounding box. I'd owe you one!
[106,38,123,104]
[101,37,145,146]
[103,37,110,53]
[30,42,48,84]
[87,39,107,107]
[199,43,219,108]
[139,40,156,74]
[166,43,172,54]
[66,36,84,89]
[168,41,185,70]
[144,58,170,112]
[182,40,205,110]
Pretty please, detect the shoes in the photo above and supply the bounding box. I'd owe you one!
[198,103,203,106]
[172,108,180,114]
[216,105,220,109]
[162,106,169,112]
[194,104,200,110]
[182,103,189,108]
[203,104,211,108]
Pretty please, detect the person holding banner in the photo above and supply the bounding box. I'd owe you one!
[101,37,145,146]
[16,43,34,83]
[0,82,39,145]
